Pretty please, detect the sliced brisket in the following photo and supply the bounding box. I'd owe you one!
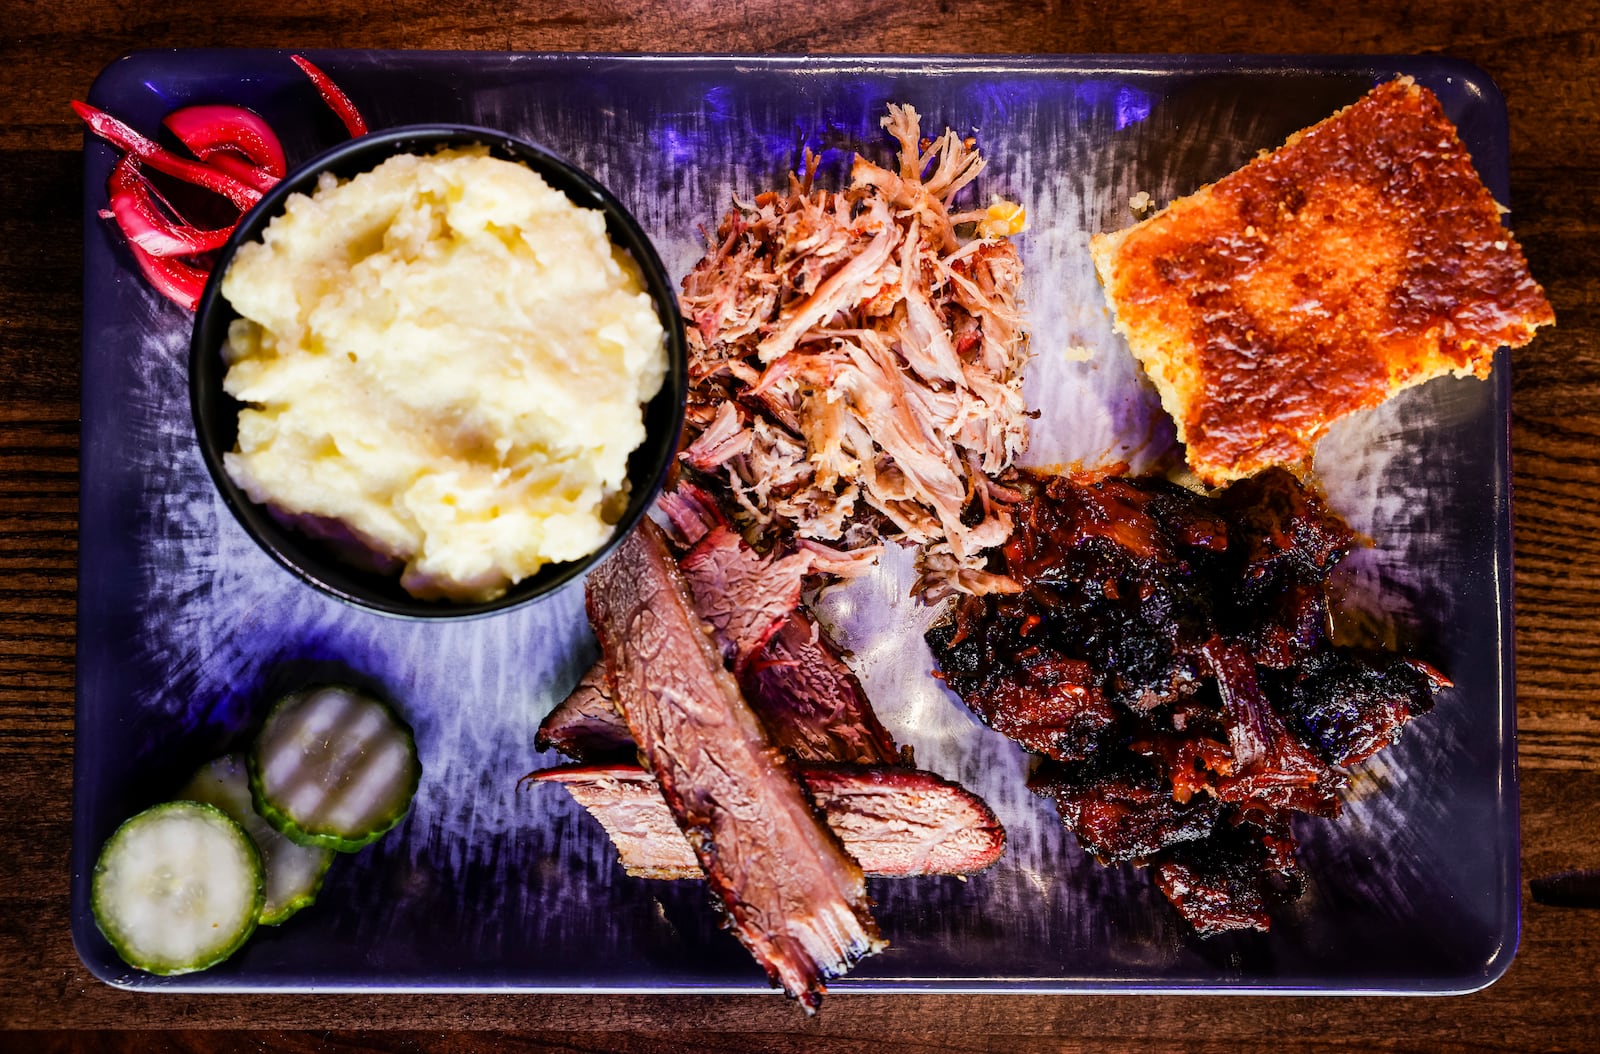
[534,663,634,762]
[540,517,900,767]
[655,479,728,549]
[538,764,694,880]
[679,524,812,673]
[672,511,897,763]
[587,520,882,1010]
[536,762,1003,880]
[540,622,897,768]
[740,616,901,765]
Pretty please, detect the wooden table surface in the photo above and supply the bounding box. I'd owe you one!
[4,2,1597,1051]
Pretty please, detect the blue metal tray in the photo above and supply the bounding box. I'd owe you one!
[73,51,1519,995]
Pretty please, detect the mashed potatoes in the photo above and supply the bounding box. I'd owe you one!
[220,148,667,602]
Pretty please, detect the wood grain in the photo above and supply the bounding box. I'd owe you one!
[3,1,1599,1051]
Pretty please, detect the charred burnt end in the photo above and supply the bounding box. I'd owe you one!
[1211,468,1354,664]
[1031,749,1222,863]
[922,593,994,684]
[1004,475,1221,712]
[1202,637,1345,819]
[1270,648,1441,767]
[981,654,1117,762]
[1215,468,1354,578]
[1235,581,1334,670]
[925,468,1446,936]
[1152,813,1304,937]
[927,473,1228,751]
[927,597,1115,762]
[1128,703,1235,804]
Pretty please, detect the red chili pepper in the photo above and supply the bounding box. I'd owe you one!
[162,104,287,188]
[105,157,235,257]
[290,55,368,138]
[118,227,210,311]
[71,100,262,211]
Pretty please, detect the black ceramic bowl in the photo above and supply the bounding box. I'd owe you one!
[190,125,687,620]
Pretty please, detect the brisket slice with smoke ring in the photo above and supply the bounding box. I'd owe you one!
[678,524,812,674]
[655,480,726,548]
[540,515,899,767]
[537,671,633,762]
[678,510,897,764]
[538,619,902,769]
[587,520,882,1011]
[533,662,635,762]
[739,616,902,766]
[534,762,1004,880]
[539,624,900,771]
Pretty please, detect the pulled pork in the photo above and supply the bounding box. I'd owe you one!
[680,104,1031,600]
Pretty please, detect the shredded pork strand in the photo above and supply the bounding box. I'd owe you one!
[680,104,1031,600]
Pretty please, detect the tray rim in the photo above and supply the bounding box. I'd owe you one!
[70,48,1521,997]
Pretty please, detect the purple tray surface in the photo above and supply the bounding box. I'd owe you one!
[74,51,1517,995]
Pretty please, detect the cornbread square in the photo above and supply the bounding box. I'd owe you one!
[1090,77,1554,486]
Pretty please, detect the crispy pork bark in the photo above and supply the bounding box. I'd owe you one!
[586,520,882,1010]
[534,762,1003,880]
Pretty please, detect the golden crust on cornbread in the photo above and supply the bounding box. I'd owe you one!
[1090,77,1554,486]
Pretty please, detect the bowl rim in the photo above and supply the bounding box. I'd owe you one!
[188,123,688,621]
